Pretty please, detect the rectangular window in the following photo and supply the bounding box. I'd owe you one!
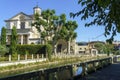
[29,21,32,26]
[13,21,17,27]
[21,22,25,29]
[6,22,10,29]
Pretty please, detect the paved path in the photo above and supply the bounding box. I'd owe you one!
[80,62,120,80]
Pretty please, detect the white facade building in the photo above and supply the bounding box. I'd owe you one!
[5,6,41,45]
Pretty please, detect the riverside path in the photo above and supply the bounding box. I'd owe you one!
[79,62,120,80]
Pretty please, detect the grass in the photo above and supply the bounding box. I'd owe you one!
[0,55,108,78]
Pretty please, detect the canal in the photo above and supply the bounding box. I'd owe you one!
[0,57,112,80]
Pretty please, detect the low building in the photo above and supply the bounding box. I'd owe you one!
[75,41,105,55]
[75,42,89,54]
[88,41,105,55]
[113,41,120,50]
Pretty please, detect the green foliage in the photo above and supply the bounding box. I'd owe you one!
[105,43,114,56]
[0,45,9,56]
[71,0,120,43]
[9,26,17,54]
[16,44,52,59]
[45,44,52,60]
[1,27,6,45]
[65,21,78,41]
[17,44,45,54]
[94,43,105,53]
[114,50,120,55]
[94,42,114,56]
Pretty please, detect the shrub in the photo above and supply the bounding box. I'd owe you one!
[16,44,52,59]
[45,44,52,60]
[17,44,45,54]
[0,45,9,56]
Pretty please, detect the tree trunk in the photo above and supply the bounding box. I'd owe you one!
[9,54,11,61]
[54,43,57,55]
[68,40,71,54]
[18,54,20,61]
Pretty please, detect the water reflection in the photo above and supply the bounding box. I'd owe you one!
[73,65,83,76]
[75,67,82,75]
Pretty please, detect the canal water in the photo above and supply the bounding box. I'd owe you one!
[0,65,83,80]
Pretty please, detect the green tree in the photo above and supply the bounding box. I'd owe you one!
[32,10,57,44]
[53,14,67,55]
[32,12,47,44]
[1,27,6,45]
[70,0,120,43]
[32,9,78,55]
[104,43,114,56]
[41,9,57,43]
[9,26,17,54]
[94,42,105,53]
[65,21,78,54]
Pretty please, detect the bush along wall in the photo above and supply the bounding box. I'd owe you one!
[45,44,52,60]
[16,44,52,59]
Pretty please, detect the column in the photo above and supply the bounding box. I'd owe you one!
[27,35,29,44]
[21,35,23,44]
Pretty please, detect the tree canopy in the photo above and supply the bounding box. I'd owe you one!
[70,0,120,43]
[9,26,17,54]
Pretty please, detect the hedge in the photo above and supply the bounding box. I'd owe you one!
[16,44,52,56]
[45,44,52,60]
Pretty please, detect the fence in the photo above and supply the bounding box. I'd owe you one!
[0,54,45,62]
[0,57,112,80]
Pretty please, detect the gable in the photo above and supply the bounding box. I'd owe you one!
[8,12,33,21]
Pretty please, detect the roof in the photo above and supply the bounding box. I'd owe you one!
[76,42,88,46]
[88,41,105,44]
[33,5,42,9]
[5,12,33,21]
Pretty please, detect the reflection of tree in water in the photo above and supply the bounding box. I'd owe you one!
[49,69,71,80]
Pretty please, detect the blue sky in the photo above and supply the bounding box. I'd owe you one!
[0,0,120,42]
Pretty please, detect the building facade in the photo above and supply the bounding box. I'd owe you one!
[75,41,105,55]
[5,6,41,45]
[75,42,89,54]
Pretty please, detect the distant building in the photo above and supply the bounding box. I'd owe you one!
[5,5,41,45]
[75,41,105,55]
[88,41,105,55]
[75,42,89,54]
[113,41,120,50]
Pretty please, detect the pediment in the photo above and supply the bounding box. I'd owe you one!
[7,12,33,21]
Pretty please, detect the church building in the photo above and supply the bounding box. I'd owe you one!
[5,5,41,45]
